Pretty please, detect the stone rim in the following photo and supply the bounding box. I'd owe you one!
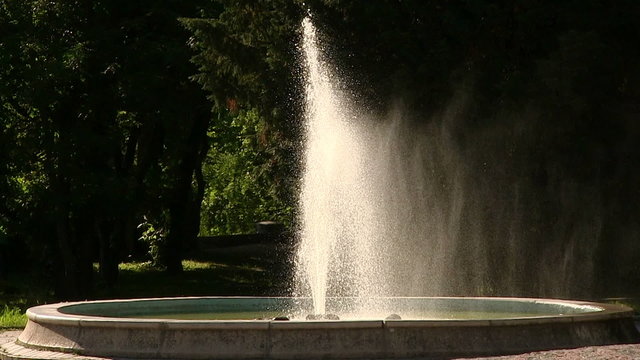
[16,297,639,359]
[24,296,634,328]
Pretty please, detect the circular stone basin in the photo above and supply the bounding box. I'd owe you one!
[16,297,639,359]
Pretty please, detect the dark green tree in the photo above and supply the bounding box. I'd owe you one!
[199,108,292,235]
[182,0,303,236]
[0,0,210,297]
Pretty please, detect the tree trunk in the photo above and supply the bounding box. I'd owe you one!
[54,206,80,299]
[164,107,210,274]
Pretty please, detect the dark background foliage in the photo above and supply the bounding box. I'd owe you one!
[1,0,639,300]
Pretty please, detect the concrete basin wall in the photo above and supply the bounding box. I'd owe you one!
[16,297,640,359]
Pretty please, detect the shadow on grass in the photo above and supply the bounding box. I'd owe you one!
[1,243,293,316]
[0,273,53,310]
[98,244,292,299]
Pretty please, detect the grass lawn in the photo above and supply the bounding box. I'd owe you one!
[1,244,291,328]
[0,306,27,329]
[105,258,286,299]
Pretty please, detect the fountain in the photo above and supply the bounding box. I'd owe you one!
[6,296,639,359]
[2,15,638,360]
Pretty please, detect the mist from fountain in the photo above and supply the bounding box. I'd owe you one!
[293,16,602,317]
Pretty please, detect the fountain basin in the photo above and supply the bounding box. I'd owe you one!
[13,296,639,359]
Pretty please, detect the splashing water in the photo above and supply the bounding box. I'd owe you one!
[294,16,461,318]
[294,17,387,316]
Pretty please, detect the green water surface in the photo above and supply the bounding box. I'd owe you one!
[132,310,550,320]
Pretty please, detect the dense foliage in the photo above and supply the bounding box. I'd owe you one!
[0,0,212,298]
[181,0,301,236]
[200,109,292,235]
[1,0,639,300]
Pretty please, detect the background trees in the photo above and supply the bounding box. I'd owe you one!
[0,0,212,298]
[1,0,639,300]
[199,108,293,235]
[182,0,301,237]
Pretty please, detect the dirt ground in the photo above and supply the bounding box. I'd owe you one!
[457,343,640,360]
[2,329,640,359]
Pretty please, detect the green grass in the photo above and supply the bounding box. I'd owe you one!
[0,305,27,329]
[104,257,283,299]
[0,245,290,329]
[92,244,290,300]
[0,271,53,329]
